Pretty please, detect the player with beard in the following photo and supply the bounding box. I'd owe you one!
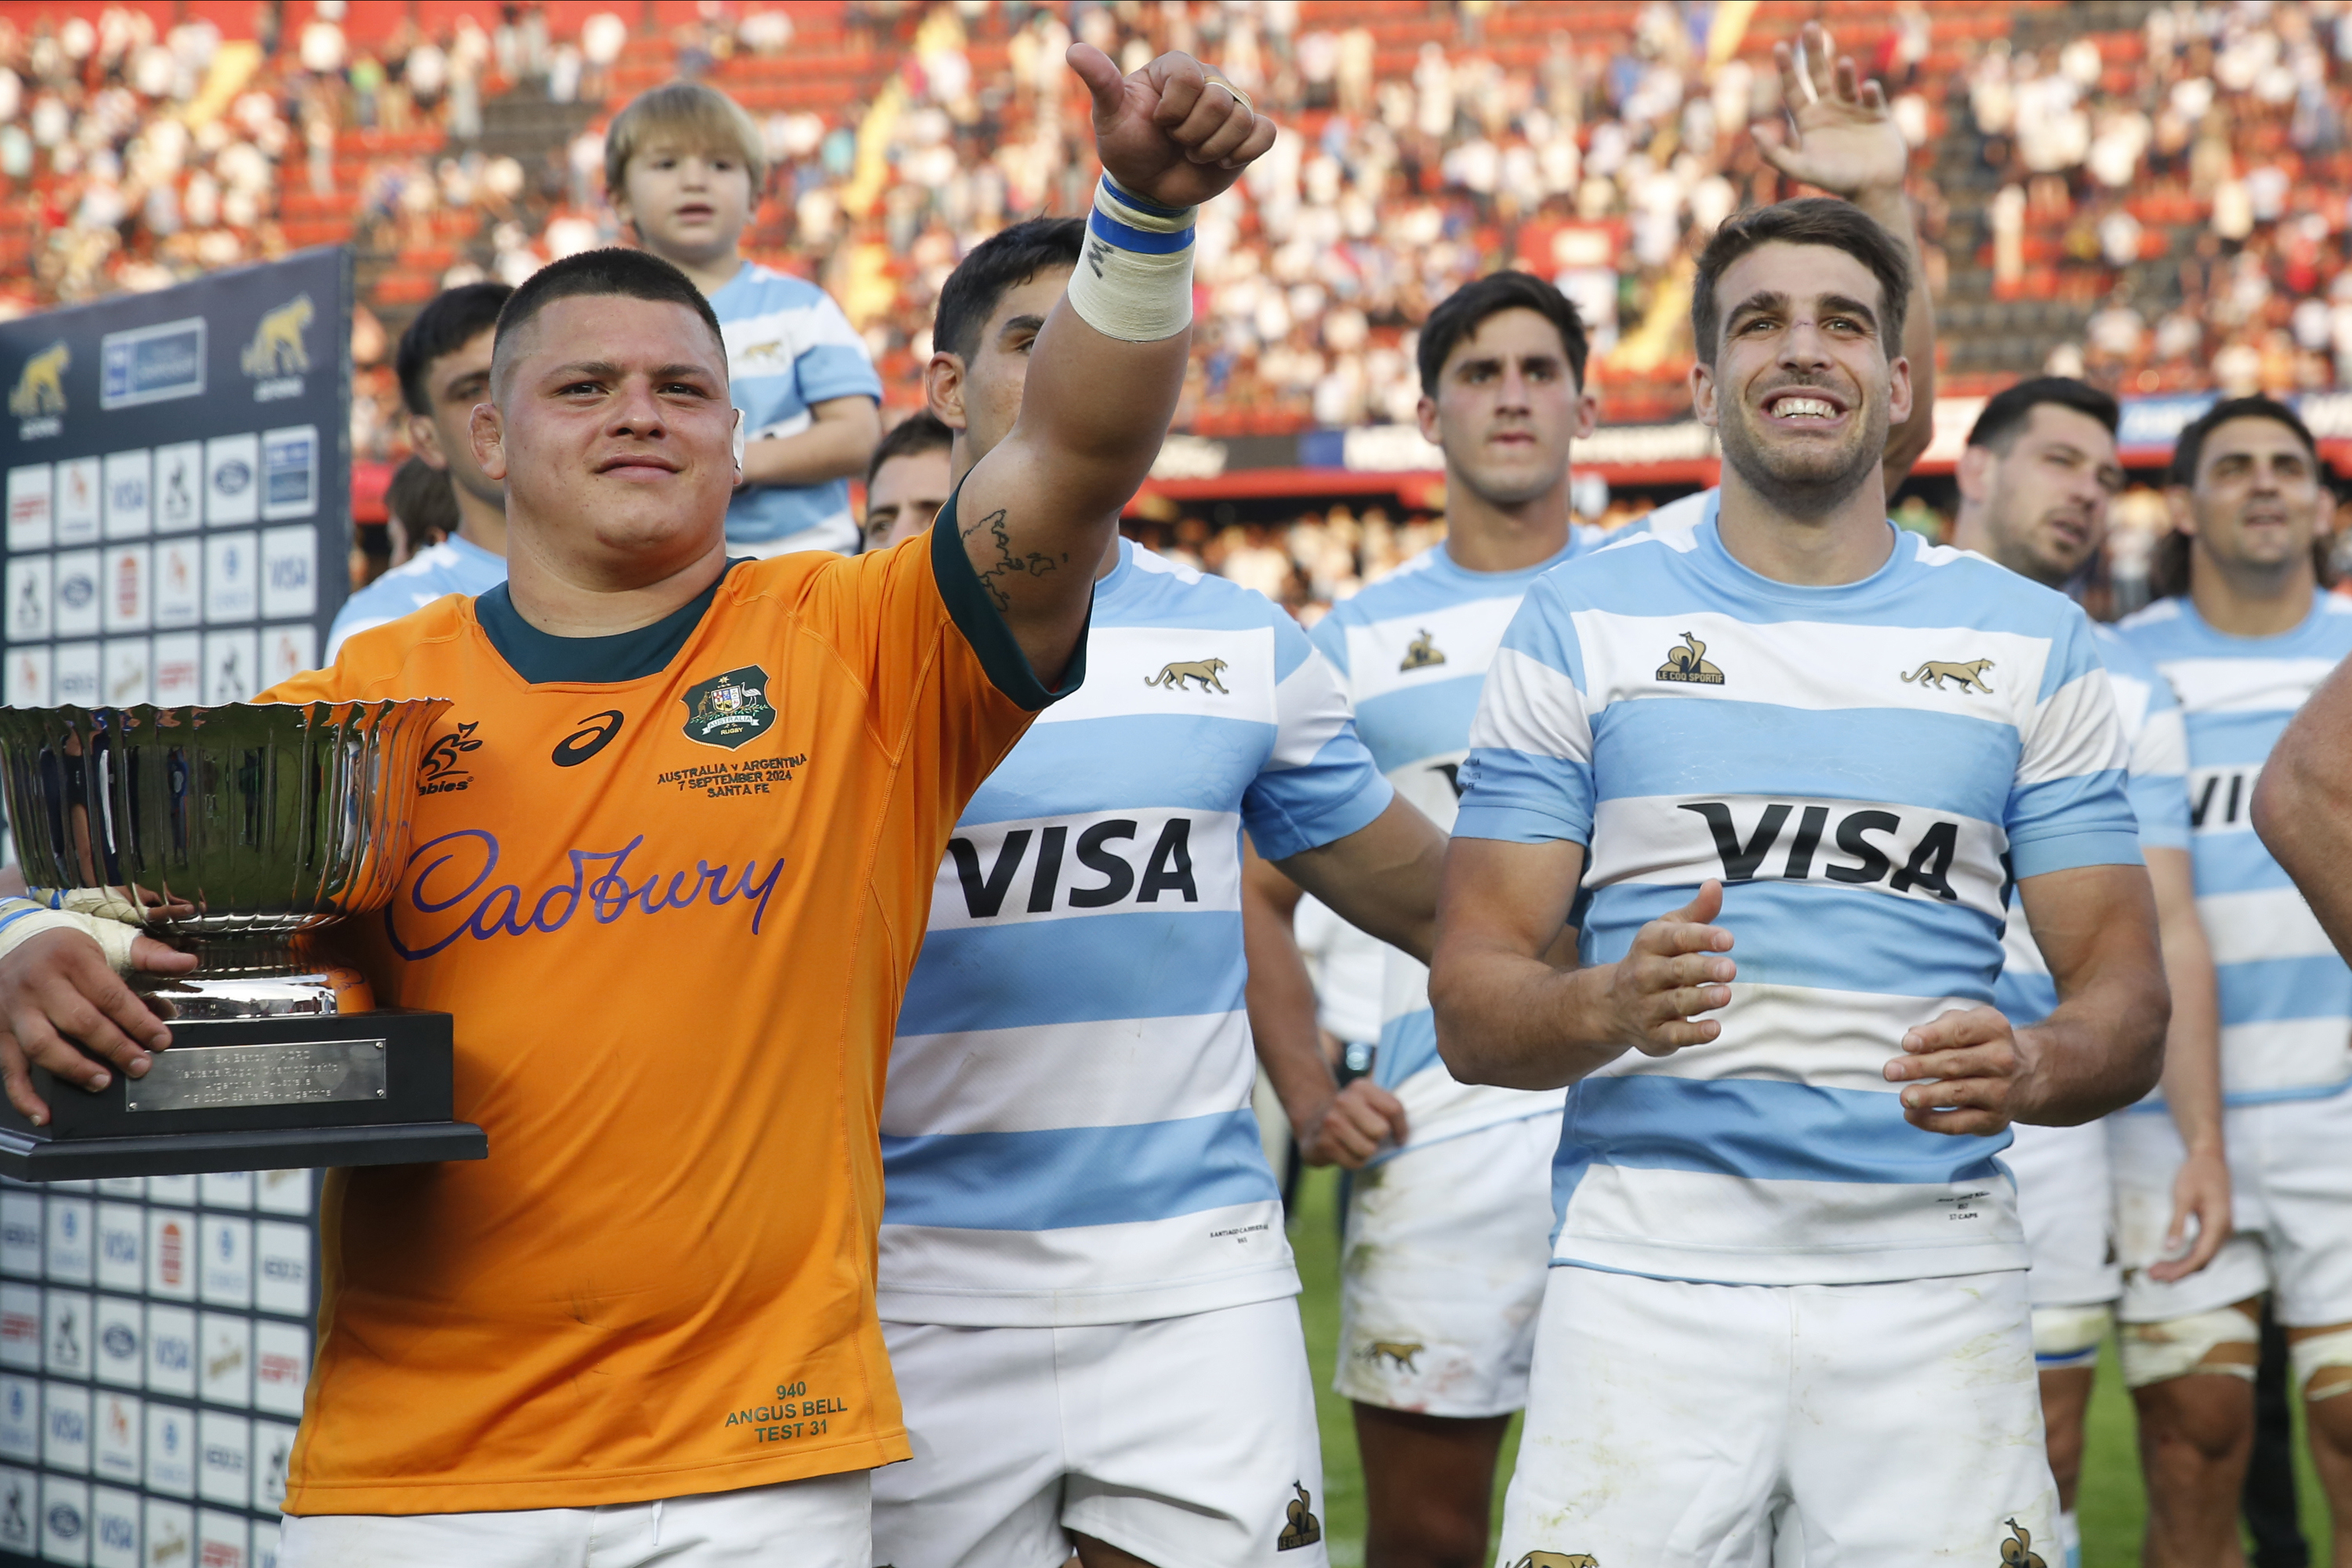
[2116,398,2352,1568]
[1432,198,2167,1560]
[1948,378,2227,1568]
[871,213,1447,1568]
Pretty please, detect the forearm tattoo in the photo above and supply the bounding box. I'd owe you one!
[962,506,1065,612]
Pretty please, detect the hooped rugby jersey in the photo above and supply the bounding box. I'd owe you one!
[253,512,1059,1513]
[712,260,884,552]
[877,539,1392,1327]
[1994,624,2189,1029]
[326,534,507,659]
[2118,590,2352,1103]
[1307,529,1607,1155]
[1455,502,2141,1286]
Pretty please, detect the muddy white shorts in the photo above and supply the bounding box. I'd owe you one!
[2113,1088,2352,1327]
[1334,1113,1556,1418]
[1494,1266,2056,1567]
[871,1297,1327,1568]
[277,1471,871,1568]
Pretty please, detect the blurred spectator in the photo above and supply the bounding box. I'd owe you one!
[385,453,459,564]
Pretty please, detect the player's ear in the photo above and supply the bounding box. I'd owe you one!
[1955,443,1994,504]
[925,352,969,432]
[1414,391,1439,446]
[1690,358,1719,430]
[472,401,508,484]
[1886,352,1913,427]
[408,412,448,472]
[732,409,746,482]
[1574,388,1599,441]
[2165,484,2198,539]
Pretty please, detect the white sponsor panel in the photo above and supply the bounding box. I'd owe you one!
[249,1322,305,1419]
[40,1472,89,1565]
[101,451,150,539]
[88,1484,137,1568]
[252,1174,309,1219]
[152,539,200,630]
[194,1411,246,1505]
[45,1290,91,1377]
[145,1178,194,1207]
[51,549,100,637]
[196,1508,246,1568]
[0,1377,34,1461]
[250,1519,276,1568]
[143,1305,194,1399]
[53,642,100,706]
[260,623,315,688]
[153,442,201,534]
[259,428,317,522]
[91,1297,139,1391]
[44,1380,91,1472]
[201,631,257,706]
[5,554,51,643]
[143,1214,192,1302]
[198,1315,249,1409]
[0,1287,38,1370]
[196,1219,249,1310]
[258,527,315,620]
[93,1181,139,1201]
[93,1209,140,1296]
[55,456,100,545]
[143,1498,192,1567]
[101,545,149,633]
[1,1194,41,1279]
[200,532,256,623]
[195,1175,249,1213]
[6,644,51,708]
[101,640,150,706]
[202,437,258,528]
[142,1403,192,1497]
[92,1392,138,1484]
[6,464,52,551]
[151,633,201,706]
[44,1200,91,1285]
[248,1421,293,1514]
[249,1225,307,1319]
[0,1465,30,1552]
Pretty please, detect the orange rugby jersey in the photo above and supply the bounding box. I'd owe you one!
[255,514,1065,1514]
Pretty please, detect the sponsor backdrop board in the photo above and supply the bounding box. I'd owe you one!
[0,252,348,1567]
[0,1171,316,1568]
[0,247,351,732]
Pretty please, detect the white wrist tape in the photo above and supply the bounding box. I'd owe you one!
[1066,174,1196,343]
[0,896,144,973]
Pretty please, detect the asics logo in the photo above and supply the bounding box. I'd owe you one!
[552,710,625,767]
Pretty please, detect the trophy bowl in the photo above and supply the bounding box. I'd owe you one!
[0,700,487,1179]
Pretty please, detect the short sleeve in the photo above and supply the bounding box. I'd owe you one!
[793,289,882,406]
[1453,575,1595,845]
[2126,696,2191,855]
[1241,616,1391,861]
[2005,605,2143,878]
[1305,608,1352,684]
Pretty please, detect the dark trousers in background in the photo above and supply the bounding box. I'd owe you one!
[2246,1301,2310,1568]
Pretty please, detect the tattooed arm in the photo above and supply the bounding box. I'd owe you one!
[951,46,1272,686]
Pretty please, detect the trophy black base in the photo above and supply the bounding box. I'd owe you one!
[0,1008,487,1180]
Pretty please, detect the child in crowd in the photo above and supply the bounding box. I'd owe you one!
[605,80,883,555]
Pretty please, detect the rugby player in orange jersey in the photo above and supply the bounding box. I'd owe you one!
[0,44,1272,1568]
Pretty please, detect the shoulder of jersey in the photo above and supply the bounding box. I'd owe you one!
[728,260,826,302]
[1321,543,1454,624]
[334,591,474,665]
[1122,541,1287,621]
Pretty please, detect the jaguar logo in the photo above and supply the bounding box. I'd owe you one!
[242,295,314,377]
[1358,1339,1423,1372]
[1901,658,1996,694]
[1144,657,1230,694]
[9,343,67,417]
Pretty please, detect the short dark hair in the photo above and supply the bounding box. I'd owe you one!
[866,410,954,491]
[385,455,459,550]
[1417,271,1590,395]
[933,217,1084,364]
[493,249,728,390]
[1690,197,1912,367]
[395,281,513,416]
[2166,394,2318,488]
[1966,376,2119,452]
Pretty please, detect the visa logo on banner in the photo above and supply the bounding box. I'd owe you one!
[99,317,207,410]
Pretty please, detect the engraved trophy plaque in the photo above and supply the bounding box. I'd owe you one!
[0,700,488,1178]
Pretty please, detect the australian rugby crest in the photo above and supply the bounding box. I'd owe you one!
[681,666,775,750]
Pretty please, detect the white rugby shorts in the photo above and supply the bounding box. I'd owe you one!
[276,1470,870,1568]
[871,1297,1328,1568]
[2007,1119,2121,1309]
[2114,1087,2352,1326]
[1494,1266,2056,1566]
[1334,1113,1556,1418]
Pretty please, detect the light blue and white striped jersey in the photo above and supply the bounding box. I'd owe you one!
[2118,590,2352,1103]
[1456,504,2141,1286]
[325,535,506,659]
[877,540,1394,1327]
[710,261,881,553]
[1308,528,1608,1153]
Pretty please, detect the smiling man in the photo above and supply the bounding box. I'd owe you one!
[1428,198,2169,1563]
[0,43,1272,1568]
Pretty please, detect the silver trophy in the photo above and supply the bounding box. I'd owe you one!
[0,700,487,1179]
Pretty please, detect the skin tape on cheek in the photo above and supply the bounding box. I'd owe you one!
[2289,1326,2352,1401]
[2118,1306,2260,1389]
